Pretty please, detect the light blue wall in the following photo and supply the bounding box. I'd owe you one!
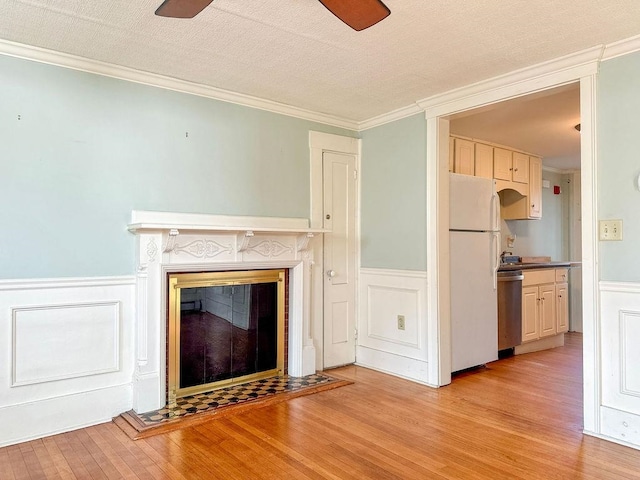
[0,55,356,279]
[360,114,427,271]
[598,51,640,282]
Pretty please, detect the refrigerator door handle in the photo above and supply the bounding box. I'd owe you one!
[491,190,500,232]
[492,232,500,290]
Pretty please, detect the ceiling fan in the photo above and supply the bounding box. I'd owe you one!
[155,0,390,31]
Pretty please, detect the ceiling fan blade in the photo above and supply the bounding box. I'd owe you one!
[317,0,390,31]
[155,0,214,18]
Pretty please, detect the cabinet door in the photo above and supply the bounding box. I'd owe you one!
[512,152,530,184]
[454,138,475,175]
[529,156,542,218]
[474,143,493,179]
[556,283,569,333]
[539,284,557,337]
[522,286,540,342]
[449,137,455,173]
[493,148,512,181]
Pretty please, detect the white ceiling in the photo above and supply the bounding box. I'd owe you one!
[1,0,640,125]
[450,84,582,170]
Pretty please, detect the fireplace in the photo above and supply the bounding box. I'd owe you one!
[129,211,323,414]
[167,269,285,404]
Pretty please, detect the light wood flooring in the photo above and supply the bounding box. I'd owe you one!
[3,333,640,479]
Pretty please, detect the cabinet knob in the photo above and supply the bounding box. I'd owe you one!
[514,168,518,172]
[531,204,535,208]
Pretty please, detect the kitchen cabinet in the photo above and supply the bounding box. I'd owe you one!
[555,268,569,333]
[494,148,528,184]
[449,136,543,220]
[449,137,455,172]
[520,268,568,344]
[521,285,540,342]
[474,143,493,179]
[453,138,475,175]
[556,282,569,333]
[528,156,542,219]
[512,152,529,184]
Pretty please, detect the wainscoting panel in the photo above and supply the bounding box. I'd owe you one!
[12,302,120,386]
[600,281,640,447]
[356,268,430,384]
[0,276,135,447]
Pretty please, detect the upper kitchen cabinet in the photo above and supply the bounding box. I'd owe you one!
[494,148,528,184]
[450,136,492,178]
[502,154,542,220]
[528,156,542,219]
[453,138,475,175]
[474,143,493,179]
[449,135,543,220]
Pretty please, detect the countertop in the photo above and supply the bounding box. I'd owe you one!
[498,261,581,272]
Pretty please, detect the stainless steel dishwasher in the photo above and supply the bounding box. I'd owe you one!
[497,270,524,351]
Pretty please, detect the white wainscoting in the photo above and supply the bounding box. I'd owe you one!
[356,268,431,384]
[0,276,135,447]
[600,281,640,448]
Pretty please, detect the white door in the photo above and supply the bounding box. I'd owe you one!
[323,151,357,368]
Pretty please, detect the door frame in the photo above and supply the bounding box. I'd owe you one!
[419,47,601,435]
[309,131,361,370]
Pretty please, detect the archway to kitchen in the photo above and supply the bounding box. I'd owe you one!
[421,50,600,436]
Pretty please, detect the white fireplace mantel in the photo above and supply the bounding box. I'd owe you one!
[128,210,323,413]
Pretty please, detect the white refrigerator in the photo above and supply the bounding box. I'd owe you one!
[449,173,501,372]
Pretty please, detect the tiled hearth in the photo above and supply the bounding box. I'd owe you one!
[137,373,340,426]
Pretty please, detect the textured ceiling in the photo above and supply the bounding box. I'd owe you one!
[0,1,639,123]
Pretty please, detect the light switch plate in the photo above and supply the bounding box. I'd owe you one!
[599,219,623,241]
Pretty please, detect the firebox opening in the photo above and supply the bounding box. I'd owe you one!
[167,269,285,404]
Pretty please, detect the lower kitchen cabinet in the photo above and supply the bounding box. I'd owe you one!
[556,282,569,333]
[520,268,568,345]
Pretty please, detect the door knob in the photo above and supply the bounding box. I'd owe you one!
[327,270,336,278]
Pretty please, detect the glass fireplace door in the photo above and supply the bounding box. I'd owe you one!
[168,270,284,403]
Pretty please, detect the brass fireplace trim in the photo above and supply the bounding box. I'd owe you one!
[168,269,285,405]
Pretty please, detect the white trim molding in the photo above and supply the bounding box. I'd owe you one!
[419,46,602,118]
[357,104,423,132]
[0,39,358,131]
[602,33,640,61]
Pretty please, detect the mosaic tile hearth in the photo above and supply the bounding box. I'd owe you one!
[135,373,338,427]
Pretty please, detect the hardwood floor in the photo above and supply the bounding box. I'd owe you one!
[3,333,640,479]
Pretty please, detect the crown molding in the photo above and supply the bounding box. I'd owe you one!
[357,104,423,131]
[417,45,603,119]
[0,38,359,131]
[542,165,580,175]
[602,33,640,61]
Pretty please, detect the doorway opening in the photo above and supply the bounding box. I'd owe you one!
[448,83,583,375]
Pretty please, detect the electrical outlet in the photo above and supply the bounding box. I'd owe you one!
[599,219,623,241]
[397,315,405,330]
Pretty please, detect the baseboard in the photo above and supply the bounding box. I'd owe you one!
[0,383,131,447]
[514,334,564,355]
[355,345,433,386]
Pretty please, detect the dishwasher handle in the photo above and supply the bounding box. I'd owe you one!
[497,273,524,282]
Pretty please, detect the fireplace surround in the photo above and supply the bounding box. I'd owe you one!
[129,211,324,414]
[167,269,286,404]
